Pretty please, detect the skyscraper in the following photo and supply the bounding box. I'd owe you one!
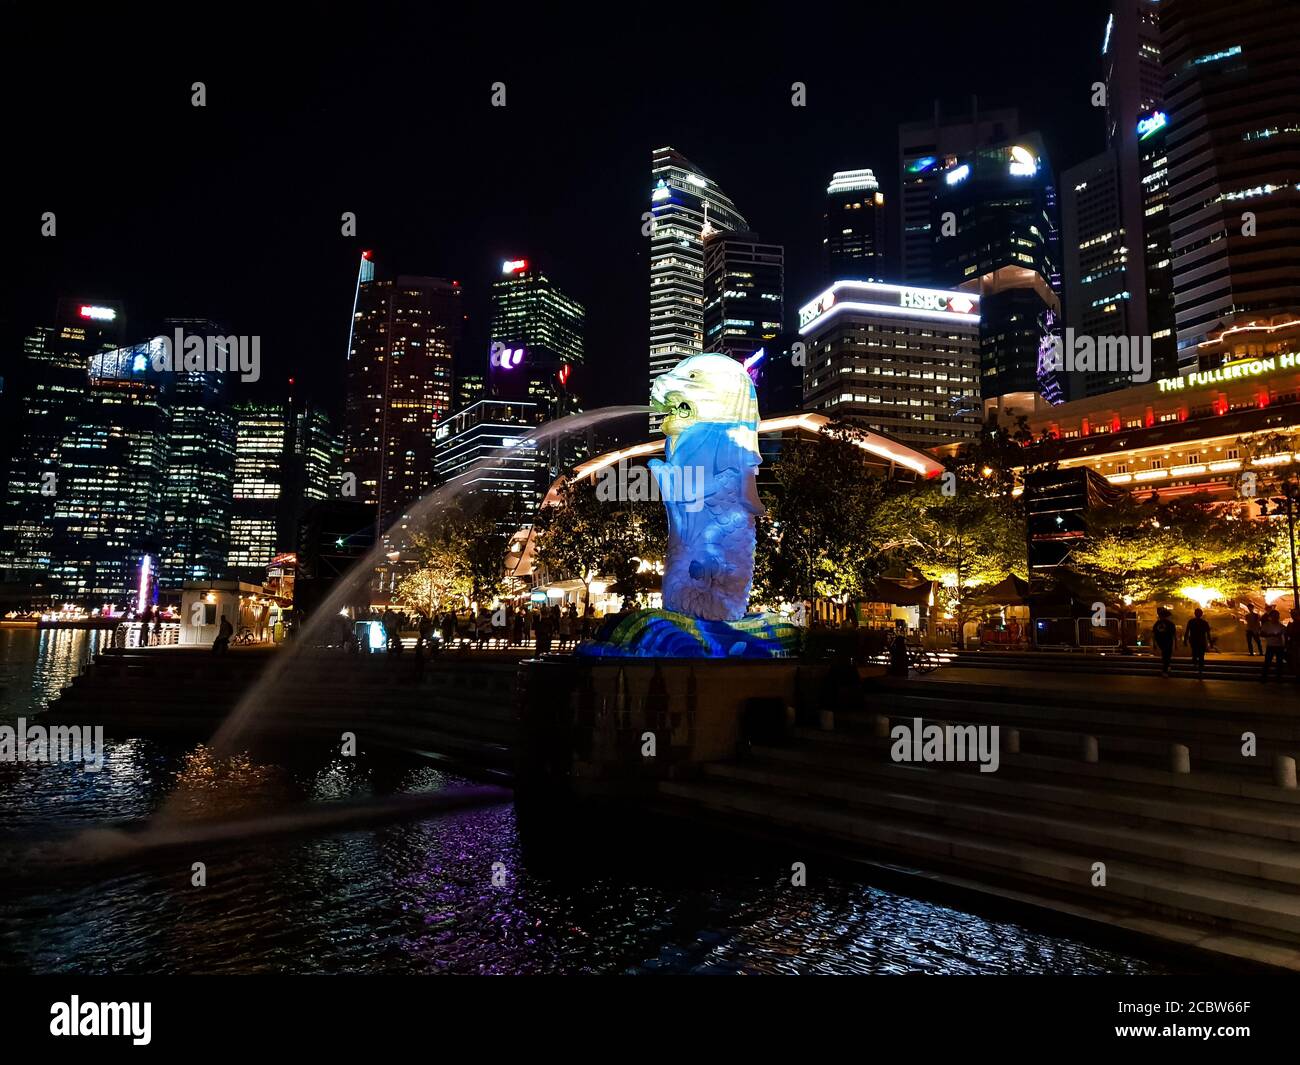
[702,230,784,365]
[227,401,289,583]
[488,257,585,413]
[293,402,341,504]
[1061,150,1139,389]
[1137,107,1177,370]
[823,170,887,282]
[1061,0,1173,400]
[50,339,170,606]
[432,398,549,525]
[343,261,462,532]
[1161,0,1300,365]
[899,103,1020,286]
[648,147,749,399]
[157,319,235,589]
[932,134,1064,401]
[1,300,123,591]
[1105,0,1165,322]
[799,280,982,445]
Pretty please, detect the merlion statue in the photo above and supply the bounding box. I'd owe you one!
[647,354,763,621]
[577,353,798,658]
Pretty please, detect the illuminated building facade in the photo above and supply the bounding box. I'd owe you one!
[50,340,170,605]
[454,372,486,414]
[228,399,340,583]
[648,147,749,404]
[228,401,288,582]
[799,280,982,445]
[1062,1,1174,401]
[1,300,124,588]
[702,230,783,365]
[432,399,548,524]
[898,104,1020,286]
[343,265,462,532]
[823,170,887,282]
[978,319,1300,502]
[1162,0,1300,364]
[488,258,585,413]
[157,319,235,589]
[294,403,341,503]
[932,134,1063,401]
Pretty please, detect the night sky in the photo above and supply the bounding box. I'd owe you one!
[2,0,1111,428]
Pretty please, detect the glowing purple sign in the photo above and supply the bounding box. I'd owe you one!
[491,342,525,370]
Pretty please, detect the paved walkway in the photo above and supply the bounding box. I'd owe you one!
[910,665,1299,712]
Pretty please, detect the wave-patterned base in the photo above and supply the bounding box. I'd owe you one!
[576,609,801,659]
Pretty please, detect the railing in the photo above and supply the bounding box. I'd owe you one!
[1033,617,1141,651]
[113,622,181,648]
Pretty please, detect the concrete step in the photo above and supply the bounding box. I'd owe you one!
[841,701,1299,783]
[797,717,1300,809]
[705,760,1300,888]
[658,777,1300,950]
[753,741,1300,842]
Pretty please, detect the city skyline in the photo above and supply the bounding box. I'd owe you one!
[3,1,1114,435]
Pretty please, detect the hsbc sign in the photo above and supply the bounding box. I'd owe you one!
[899,288,976,315]
[798,291,836,328]
[799,282,979,332]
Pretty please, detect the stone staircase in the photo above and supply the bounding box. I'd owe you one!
[657,675,1300,969]
[945,647,1282,682]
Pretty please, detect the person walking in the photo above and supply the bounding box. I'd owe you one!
[534,607,552,655]
[1261,608,1287,682]
[1244,603,1264,656]
[1183,608,1212,679]
[213,614,233,656]
[1152,607,1177,677]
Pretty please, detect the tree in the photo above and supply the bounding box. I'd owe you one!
[394,534,472,618]
[751,422,887,607]
[533,474,666,610]
[1068,492,1275,610]
[1239,430,1300,603]
[391,496,512,617]
[1069,493,1171,611]
[875,478,1025,644]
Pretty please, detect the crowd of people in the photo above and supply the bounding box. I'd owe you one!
[1151,604,1299,681]
[314,601,602,655]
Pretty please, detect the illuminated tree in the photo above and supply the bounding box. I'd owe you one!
[751,422,887,606]
[875,480,1024,643]
[391,497,511,617]
[1069,492,1274,609]
[533,474,665,610]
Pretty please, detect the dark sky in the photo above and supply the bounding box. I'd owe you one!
[2,0,1112,425]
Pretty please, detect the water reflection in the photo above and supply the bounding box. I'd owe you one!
[0,798,1181,975]
[0,627,107,723]
[0,625,1184,976]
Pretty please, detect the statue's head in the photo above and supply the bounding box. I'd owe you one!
[650,354,759,439]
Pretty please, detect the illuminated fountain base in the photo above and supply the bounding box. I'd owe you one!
[576,608,800,659]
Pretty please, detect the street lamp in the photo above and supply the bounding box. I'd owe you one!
[1260,483,1300,609]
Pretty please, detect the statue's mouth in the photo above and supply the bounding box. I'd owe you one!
[652,390,696,428]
